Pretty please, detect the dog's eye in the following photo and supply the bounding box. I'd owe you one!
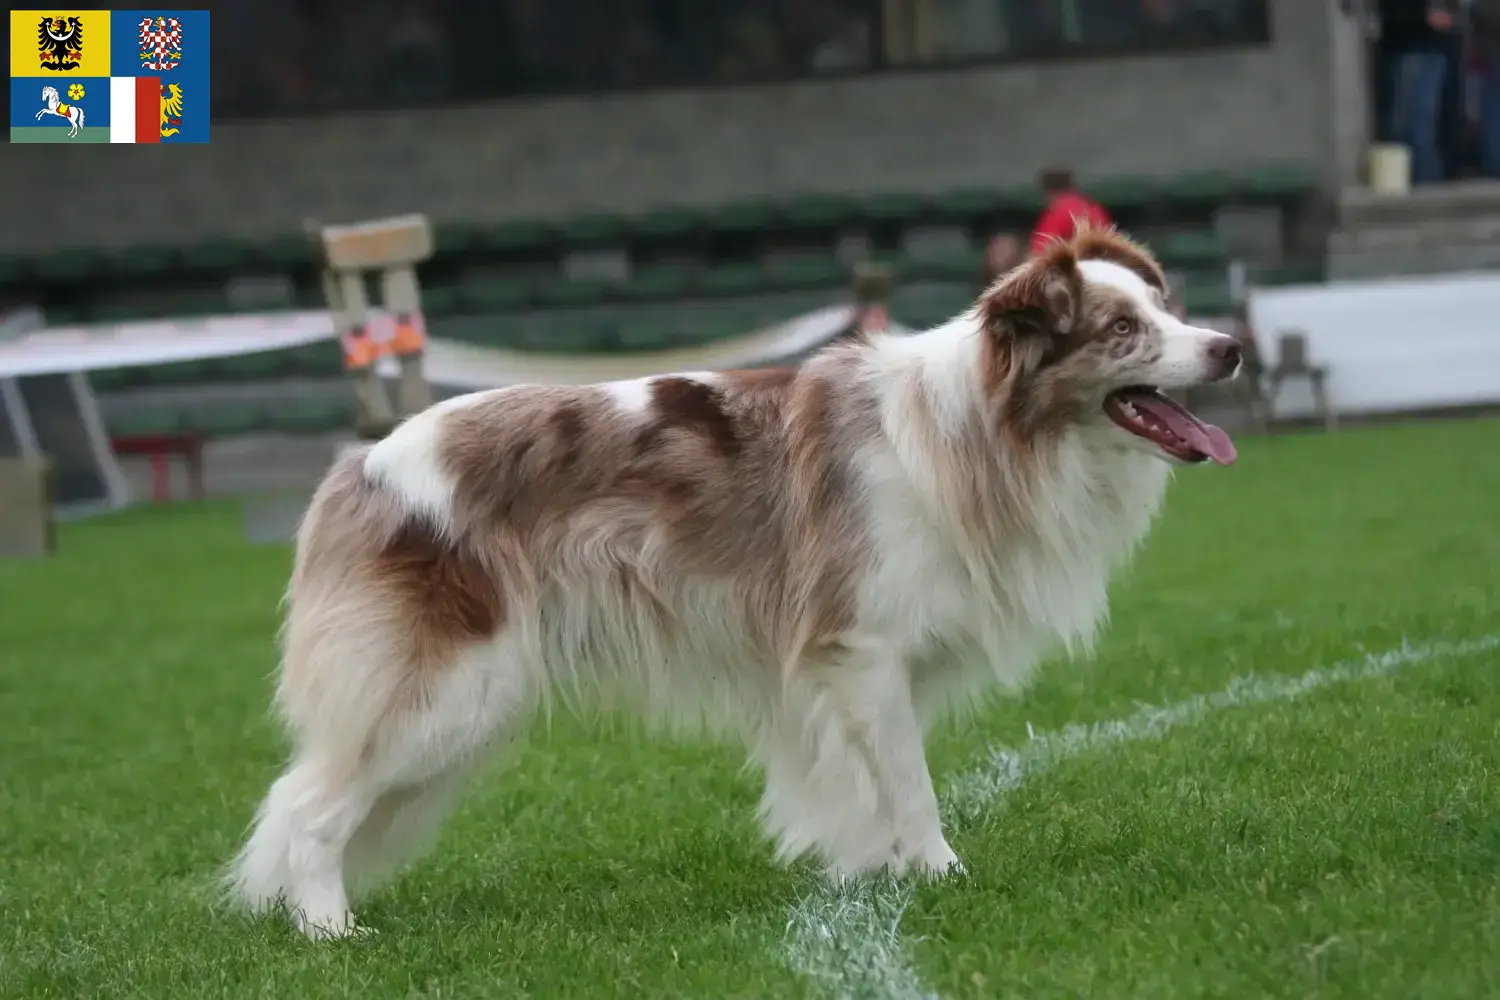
[1112,317,1134,335]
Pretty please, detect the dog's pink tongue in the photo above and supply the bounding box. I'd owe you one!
[1198,423,1237,465]
[1135,395,1237,465]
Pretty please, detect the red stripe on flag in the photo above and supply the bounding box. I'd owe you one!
[135,77,161,144]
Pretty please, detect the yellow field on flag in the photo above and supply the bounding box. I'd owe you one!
[10,10,111,78]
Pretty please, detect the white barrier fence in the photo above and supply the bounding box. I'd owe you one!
[1248,271,1500,419]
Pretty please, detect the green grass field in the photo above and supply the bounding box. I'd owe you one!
[3,417,1499,999]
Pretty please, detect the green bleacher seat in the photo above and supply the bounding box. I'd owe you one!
[271,399,349,435]
[92,301,165,323]
[861,193,926,225]
[1088,176,1158,212]
[725,302,781,332]
[763,257,845,291]
[927,187,1009,221]
[679,315,746,345]
[616,319,678,351]
[190,403,263,437]
[559,214,627,249]
[170,293,230,317]
[515,319,612,353]
[291,285,325,309]
[182,239,249,271]
[445,317,519,348]
[1155,232,1227,268]
[632,209,700,240]
[217,350,286,381]
[139,359,209,385]
[619,265,692,302]
[434,221,481,254]
[1180,281,1236,316]
[892,285,973,329]
[780,195,859,229]
[44,306,87,326]
[479,220,553,253]
[1163,171,1236,205]
[534,277,607,308]
[0,254,28,285]
[260,234,316,268]
[707,201,774,234]
[1252,260,1324,286]
[111,408,182,437]
[35,248,105,281]
[905,250,984,283]
[87,368,131,391]
[102,245,177,278]
[698,264,764,297]
[420,285,459,318]
[289,341,344,378]
[461,279,532,313]
[1242,163,1316,201]
[997,186,1047,216]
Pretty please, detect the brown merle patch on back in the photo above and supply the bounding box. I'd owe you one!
[549,405,588,471]
[637,377,742,459]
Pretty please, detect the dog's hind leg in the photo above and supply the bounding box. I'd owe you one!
[342,756,484,902]
[279,755,379,938]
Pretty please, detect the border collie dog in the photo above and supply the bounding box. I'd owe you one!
[229,227,1239,938]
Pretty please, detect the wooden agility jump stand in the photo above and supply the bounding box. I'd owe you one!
[317,214,435,440]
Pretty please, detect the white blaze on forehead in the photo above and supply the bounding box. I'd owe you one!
[1077,259,1164,314]
[1075,258,1228,385]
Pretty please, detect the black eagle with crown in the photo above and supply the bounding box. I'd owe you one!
[37,16,85,71]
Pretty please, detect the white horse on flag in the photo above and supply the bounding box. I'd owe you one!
[36,85,84,137]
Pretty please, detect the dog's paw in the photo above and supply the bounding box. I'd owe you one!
[895,837,965,880]
[295,909,371,942]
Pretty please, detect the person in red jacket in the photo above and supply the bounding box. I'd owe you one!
[1029,166,1113,255]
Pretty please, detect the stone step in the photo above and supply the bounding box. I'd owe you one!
[1327,213,1500,253]
[1339,179,1500,227]
[1325,242,1500,280]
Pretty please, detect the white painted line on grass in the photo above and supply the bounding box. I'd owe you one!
[786,880,936,1000]
[783,634,1500,1000]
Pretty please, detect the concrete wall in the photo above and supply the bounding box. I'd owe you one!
[0,0,1350,255]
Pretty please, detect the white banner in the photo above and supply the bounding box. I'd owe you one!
[0,304,858,386]
[0,310,336,379]
[1248,272,1500,419]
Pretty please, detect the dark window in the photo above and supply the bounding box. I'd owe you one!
[208,0,1272,121]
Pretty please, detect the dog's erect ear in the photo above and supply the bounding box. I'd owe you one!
[979,247,1083,339]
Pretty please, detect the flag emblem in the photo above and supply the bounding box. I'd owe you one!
[35,83,84,137]
[137,16,182,72]
[37,15,84,71]
[159,81,181,137]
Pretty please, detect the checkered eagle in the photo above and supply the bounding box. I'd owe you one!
[138,16,183,72]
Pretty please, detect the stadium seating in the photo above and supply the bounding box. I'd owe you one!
[21,164,1315,440]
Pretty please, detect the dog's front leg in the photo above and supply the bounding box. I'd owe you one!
[796,637,962,881]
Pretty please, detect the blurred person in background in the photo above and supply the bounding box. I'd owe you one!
[1470,0,1500,175]
[1377,0,1460,183]
[1029,166,1113,254]
[984,233,1023,286]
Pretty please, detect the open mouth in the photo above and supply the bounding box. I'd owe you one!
[1103,386,1236,465]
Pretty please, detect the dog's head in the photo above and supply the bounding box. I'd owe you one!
[977,226,1239,465]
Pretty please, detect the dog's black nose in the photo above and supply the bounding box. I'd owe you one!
[1208,336,1241,378]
